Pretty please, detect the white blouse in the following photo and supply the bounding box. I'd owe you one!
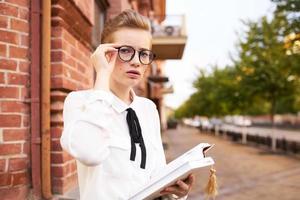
[60,89,168,200]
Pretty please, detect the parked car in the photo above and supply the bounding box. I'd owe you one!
[167,118,178,129]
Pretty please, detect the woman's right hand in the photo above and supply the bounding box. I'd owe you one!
[90,43,119,74]
[90,44,119,91]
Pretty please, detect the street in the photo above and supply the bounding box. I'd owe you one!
[163,126,300,200]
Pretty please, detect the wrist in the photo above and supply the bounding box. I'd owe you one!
[93,69,111,91]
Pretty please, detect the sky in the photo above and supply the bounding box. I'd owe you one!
[164,0,275,109]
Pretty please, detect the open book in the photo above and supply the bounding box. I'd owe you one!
[129,143,215,200]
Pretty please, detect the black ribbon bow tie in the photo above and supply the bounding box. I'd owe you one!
[126,108,146,169]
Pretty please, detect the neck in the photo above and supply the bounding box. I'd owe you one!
[110,82,132,105]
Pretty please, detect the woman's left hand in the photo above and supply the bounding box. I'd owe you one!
[160,174,195,198]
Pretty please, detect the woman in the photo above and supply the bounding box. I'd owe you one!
[60,9,194,200]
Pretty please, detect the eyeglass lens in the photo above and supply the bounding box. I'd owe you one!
[117,46,155,65]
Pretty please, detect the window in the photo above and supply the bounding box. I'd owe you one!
[92,0,109,49]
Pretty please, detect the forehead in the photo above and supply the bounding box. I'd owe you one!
[112,28,152,49]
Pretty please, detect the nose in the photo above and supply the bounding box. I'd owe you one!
[130,51,140,68]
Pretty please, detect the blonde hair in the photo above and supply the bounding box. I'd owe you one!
[101,9,151,43]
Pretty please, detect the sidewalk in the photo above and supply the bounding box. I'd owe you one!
[163,125,300,200]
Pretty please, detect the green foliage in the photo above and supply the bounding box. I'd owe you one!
[272,0,300,32]
[175,1,300,119]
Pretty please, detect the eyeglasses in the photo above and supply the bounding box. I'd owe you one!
[115,45,156,65]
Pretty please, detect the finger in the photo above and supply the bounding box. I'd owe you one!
[161,186,186,197]
[176,180,189,191]
[94,46,117,56]
[186,174,195,186]
[108,50,118,65]
[95,43,122,51]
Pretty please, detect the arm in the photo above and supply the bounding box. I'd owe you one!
[60,44,119,166]
[60,90,115,166]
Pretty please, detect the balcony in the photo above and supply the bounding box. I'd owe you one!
[151,15,187,59]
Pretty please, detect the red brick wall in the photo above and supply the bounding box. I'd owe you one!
[50,0,95,194]
[0,0,31,199]
[73,0,95,25]
[107,0,131,18]
[50,26,94,194]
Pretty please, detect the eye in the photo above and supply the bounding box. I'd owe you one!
[120,47,133,54]
[140,51,150,57]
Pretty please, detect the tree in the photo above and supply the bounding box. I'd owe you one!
[175,0,300,120]
[235,14,300,123]
[272,0,300,32]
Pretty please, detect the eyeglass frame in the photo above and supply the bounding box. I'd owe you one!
[115,45,156,65]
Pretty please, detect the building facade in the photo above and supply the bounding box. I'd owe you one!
[0,0,186,199]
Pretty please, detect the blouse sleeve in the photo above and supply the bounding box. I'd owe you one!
[60,90,115,166]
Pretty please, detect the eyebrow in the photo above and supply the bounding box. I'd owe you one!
[121,45,151,52]
[138,47,151,51]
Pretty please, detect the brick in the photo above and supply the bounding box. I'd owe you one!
[20,87,29,100]
[74,0,94,25]
[51,63,64,76]
[0,15,8,28]
[0,59,17,70]
[0,30,19,44]
[77,42,89,56]
[51,139,63,151]
[0,143,22,155]
[0,159,6,173]
[22,141,29,154]
[9,157,28,172]
[0,114,21,127]
[51,26,63,38]
[9,46,28,59]
[0,173,12,186]
[5,0,29,7]
[51,50,65,62]
[7,73,29,85]
[63,30,76,47]
[51,38,63,49]
[70,161,76,173]
[0,72,4,83]
[20,34,29,47]
[51,165,68,177]
[64,55,76,68]
[11,18,29,33]
[12,171,29,185]
[1,101,29,113]
[0,43,6,57]
[19,8,29,21]
[0,3,18,17]
[0,185,29,199]
[51,152,73,164]
[0,87,19,98]
[51,126,63,139]
[3,129,29,141]
[19,61,29,72]
[22,115,29,127]
[70,47,81,59]
[66,67,82,80]
[52,172,77,194]
[77,63,86,73]
[51,153,63,164]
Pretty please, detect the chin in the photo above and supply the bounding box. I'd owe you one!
[126,79,141,87]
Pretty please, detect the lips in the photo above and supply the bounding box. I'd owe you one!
[126,70,141,78]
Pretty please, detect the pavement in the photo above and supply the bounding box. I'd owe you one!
[163,125,300,200]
